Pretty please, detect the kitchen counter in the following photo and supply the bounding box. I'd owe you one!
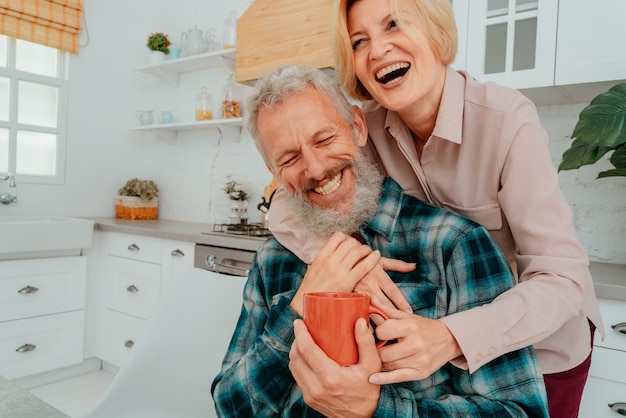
[0,375,69,418]
[90,218,626,301]
[90,217,268,252]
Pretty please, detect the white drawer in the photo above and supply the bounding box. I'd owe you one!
[98,309,145,368]
[0,311,84,379]
[106,257,161,319]
[580,374,626,418]
[595,298,626,352]
[0,257,86,322]
[589,346,626,384]
[107,232,162,263]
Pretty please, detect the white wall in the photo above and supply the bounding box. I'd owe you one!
[2,0,624,264]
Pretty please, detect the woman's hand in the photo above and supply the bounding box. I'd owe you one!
[354,257,415,313]
[369,303,463,384]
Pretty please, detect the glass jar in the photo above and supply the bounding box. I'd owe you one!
[204,28,221,53]
[195,87,214,121]
[221,74,241,119]
[222,11,237,49]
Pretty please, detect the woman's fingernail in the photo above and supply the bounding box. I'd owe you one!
[369,375,379,384]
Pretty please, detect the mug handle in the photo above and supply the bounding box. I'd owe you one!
[369,305,390,348]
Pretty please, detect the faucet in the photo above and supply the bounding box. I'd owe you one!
[0,173,17,204]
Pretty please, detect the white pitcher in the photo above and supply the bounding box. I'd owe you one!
[181,26,204,56]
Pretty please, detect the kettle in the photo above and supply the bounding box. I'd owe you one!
[181,26,204,56]
[257,178,280,228]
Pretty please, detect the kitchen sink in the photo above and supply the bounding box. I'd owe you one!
[0,216,95,259]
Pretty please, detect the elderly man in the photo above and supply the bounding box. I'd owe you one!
[211,65,548,418]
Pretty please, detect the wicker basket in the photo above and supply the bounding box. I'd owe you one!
[115,196,158,220]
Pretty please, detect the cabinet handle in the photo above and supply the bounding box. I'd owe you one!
[17,285,39,294]
[15,343,37,353]
[611,322,626,335]
[126,284,139,293]
[124,340,134,348]
[609,402,626,415]
[171,248,185,257]
[127,243,140,252]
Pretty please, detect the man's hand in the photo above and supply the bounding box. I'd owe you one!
[354,257,415,313]
[290,232,381,316]
[368,305,463,384]
[289,318,381,418]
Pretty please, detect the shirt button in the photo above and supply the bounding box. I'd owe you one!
[475,354,483,363]
[488,347,496,356]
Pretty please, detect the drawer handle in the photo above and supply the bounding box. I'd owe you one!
[124,340,134,348]
[171,248,185,257]
[609,402,626,416]
[17,285,39,294]
[611,322,626,335]
[127,243,140,252]
[16,343,37,353]
[126,284,139,293]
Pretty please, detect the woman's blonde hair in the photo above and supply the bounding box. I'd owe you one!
[331,0,458,101]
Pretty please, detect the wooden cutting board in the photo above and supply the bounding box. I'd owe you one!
[235,0,334,84]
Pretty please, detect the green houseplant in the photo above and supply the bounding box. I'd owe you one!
[559,83,626,178]
[146,32,171,55]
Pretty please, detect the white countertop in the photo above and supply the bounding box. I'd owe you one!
[90,218,626,301]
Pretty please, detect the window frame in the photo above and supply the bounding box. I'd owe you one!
[0,35,70,185]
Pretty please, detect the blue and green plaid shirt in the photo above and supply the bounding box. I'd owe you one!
[212,177,548,417]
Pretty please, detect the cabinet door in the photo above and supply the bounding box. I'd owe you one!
[0,257,86,321]
[465,0,558,89]
[555,0,626,85]
[0,311,84,379]
[161,239,196,293]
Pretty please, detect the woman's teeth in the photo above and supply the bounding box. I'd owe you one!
[314,173,342,195]
[376,62,410,84]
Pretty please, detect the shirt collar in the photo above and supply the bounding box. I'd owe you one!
[360,177,403,243]
[382,66,465,145]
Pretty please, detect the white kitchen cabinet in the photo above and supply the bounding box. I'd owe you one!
[459,1,626,102]
[579,298,626,417]
[95,232,195,367]
[132,48,243,140]
[464,0,558,89]
[555,0,626,86]
[0,257,86,379]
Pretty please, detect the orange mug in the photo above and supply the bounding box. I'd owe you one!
[303,292,390,366]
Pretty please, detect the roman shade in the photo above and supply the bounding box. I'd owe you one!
[0,0,83,53]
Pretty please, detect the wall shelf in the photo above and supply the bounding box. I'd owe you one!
[134,49,236,86]
[131,118,243,141]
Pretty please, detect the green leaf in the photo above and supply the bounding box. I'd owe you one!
[558,139,612,171]
[572,83,626,148]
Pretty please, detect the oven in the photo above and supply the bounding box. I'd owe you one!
[193,244,256,277]
[194,222,270,277]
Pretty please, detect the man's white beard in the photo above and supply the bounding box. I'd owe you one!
[287,154,383,238]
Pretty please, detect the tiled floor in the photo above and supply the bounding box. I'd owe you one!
[29,370,115,418]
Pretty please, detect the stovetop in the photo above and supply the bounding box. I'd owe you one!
[207,222,272,238]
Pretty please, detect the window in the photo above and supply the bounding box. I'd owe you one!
[0,34,69,184]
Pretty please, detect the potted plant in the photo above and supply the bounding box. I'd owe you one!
[146,32,171,63]
[559,83,626,178]
[115,178,159,220]
[224,180,249,222]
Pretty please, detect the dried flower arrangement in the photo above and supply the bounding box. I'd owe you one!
[118,178,159,200]
[224,180,248,201]
[116,178,159,220]
[146,32,171,54]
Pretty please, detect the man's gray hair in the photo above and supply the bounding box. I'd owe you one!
[246,65,355,156]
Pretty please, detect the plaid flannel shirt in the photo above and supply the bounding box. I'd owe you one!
[212,177,548,417]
